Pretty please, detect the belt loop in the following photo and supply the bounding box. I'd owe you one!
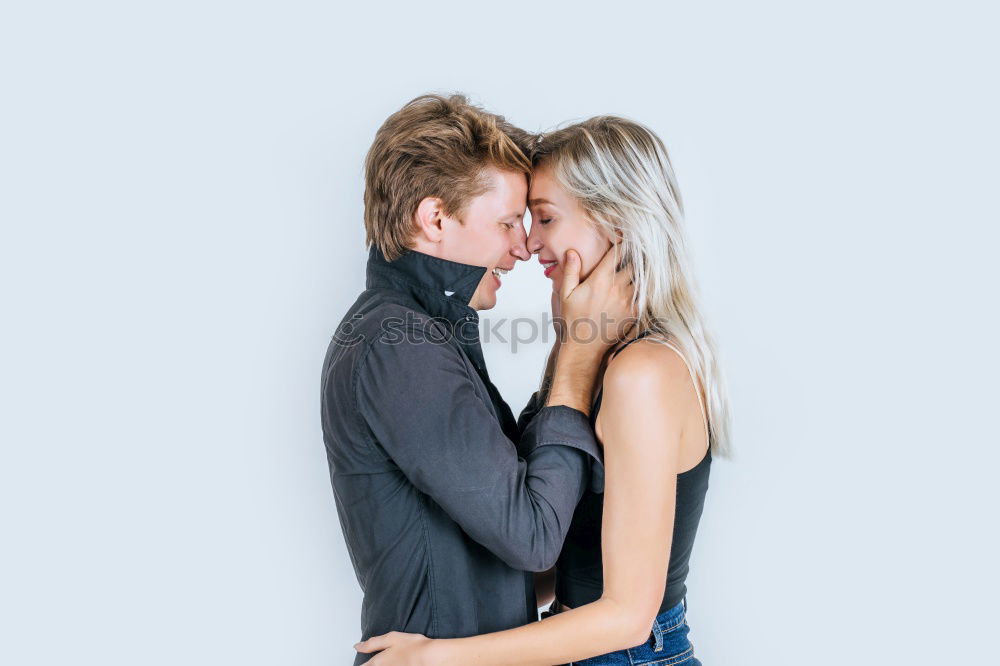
[651,616,664,652]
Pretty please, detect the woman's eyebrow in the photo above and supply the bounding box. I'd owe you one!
[528,198,554,206]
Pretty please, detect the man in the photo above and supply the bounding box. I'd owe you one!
[321,94,630,664]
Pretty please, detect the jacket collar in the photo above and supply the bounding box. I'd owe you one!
[364,245,519,442]
[365,246,487,327]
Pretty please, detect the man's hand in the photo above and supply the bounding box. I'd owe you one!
[557,246,636,349]
[550,288,564,341]
[545,245,636,414]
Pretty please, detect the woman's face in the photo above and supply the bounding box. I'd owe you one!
[526,163,613,292]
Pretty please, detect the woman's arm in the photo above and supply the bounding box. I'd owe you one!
[357,342,693,665]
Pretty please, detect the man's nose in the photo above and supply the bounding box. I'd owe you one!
[510,221,530,261]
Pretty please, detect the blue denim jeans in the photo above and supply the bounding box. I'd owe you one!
[546,598,702,665]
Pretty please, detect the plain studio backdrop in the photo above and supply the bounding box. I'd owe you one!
[2,1,998,664]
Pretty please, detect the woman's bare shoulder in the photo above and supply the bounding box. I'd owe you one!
[603,337,694,398]
[595,338,695,456]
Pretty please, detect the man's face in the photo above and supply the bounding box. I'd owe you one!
[437,168,530,310]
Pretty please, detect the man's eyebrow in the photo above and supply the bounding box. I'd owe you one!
[496,211,525,222]
[528,198,554,206]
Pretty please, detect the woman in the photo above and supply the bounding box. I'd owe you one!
[356,116,733,665]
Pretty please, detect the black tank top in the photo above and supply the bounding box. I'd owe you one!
[555,330,712,614]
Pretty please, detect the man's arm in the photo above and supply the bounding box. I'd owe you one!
[356,324,602,573]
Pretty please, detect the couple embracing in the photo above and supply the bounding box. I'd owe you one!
[321,93,732,665]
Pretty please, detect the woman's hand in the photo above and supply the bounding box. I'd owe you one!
[354,632,448,665]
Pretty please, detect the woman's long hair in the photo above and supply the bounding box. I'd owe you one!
[533,117,733,457]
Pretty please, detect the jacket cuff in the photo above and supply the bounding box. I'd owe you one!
[520,405,605,494]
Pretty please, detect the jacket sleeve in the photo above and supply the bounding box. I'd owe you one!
[355,326,603,572]
[516,391,545,436]
[519,392,605,495]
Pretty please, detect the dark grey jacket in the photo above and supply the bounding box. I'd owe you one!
[321,247,603,663]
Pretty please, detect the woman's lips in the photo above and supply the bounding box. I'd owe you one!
[542,261,558,278]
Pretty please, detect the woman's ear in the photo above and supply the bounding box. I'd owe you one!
[610,231,632,272]
[414,197,446,244]
[596,224,623,247]
[596,228,621,259]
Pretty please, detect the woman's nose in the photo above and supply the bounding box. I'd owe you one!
[526,227,542,254]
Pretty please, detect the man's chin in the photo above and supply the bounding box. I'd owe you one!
[470,287,498,311]
[470,281,500,311]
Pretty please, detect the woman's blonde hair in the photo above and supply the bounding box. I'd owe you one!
[533,117,733,457]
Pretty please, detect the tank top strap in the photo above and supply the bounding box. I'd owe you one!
[643,336,711,449]
[610,328,656,358]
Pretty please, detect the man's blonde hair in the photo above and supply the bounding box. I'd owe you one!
[364,94,533,260]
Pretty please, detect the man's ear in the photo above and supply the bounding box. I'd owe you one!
[414,197,446,244]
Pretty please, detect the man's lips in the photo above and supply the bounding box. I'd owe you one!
[491,265,513,288]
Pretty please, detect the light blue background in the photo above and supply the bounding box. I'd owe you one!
[2,1,997,664]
